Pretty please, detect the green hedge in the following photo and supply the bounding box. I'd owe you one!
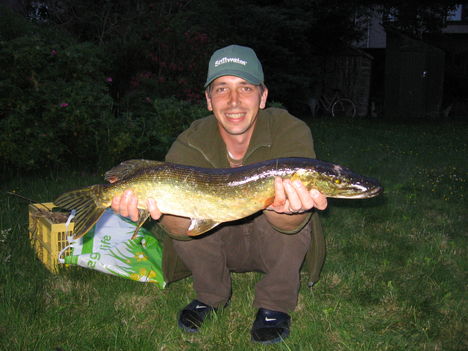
[0,9,208,172]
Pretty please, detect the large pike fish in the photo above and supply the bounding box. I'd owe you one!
[54,157,383,239]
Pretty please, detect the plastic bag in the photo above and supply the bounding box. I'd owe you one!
[62,209,166,288]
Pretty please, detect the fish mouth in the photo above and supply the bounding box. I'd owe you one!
[334,184,384,199]
[364,185,384,198]
[354,185,384,199]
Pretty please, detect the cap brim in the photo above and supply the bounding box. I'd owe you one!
[204,69,263,87]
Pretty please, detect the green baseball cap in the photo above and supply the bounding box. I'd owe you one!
[204,45,264,87]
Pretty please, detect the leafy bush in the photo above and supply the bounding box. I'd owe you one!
[107,95,208,168]
[0,11,115,170]
[0,10,209,172]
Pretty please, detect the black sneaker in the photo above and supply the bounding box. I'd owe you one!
[251,308,291,344]
[178,299,217,333]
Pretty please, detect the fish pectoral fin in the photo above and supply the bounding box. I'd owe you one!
[290,170,306,183]
[131,209,150,239]
[290,170,312,190]
[187,218,221,236]
[289,172,300,182]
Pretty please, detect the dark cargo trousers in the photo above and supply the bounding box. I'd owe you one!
[172,213,312,313]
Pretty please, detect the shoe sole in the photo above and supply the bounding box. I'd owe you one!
[178,319,199,333]
[251,330,290,345]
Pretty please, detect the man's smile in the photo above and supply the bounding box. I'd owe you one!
[225,112,246,120]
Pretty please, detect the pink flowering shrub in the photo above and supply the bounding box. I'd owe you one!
[0,14,114,170]
[0,8,209,172]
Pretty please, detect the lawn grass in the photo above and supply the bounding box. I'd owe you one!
[0,118,466,351]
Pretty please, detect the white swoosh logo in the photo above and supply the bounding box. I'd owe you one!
[265,317,277,322]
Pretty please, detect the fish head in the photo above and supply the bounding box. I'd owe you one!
[301,163,383,199]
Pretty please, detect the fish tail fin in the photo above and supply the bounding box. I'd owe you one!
[54,185,106,239]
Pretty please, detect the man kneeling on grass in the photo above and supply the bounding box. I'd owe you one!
[111,44,328,344]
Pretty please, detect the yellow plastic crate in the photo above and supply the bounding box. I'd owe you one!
[28,202,74,272]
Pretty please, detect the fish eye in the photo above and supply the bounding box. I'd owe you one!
[334,179,341,184]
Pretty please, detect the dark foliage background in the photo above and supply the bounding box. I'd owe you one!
[0,0,458,173]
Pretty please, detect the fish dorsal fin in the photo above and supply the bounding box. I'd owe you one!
[104,159,163,182]
[187,218,221,236]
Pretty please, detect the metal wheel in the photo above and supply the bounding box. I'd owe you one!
[331,98,356,118]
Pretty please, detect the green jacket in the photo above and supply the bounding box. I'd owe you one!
[160,107,326,286]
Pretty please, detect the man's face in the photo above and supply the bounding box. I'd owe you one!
[205,75,268,136]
